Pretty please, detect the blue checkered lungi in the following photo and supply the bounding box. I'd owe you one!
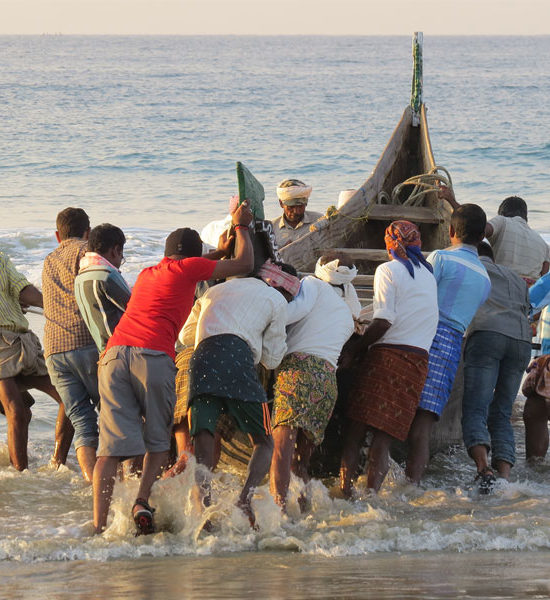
[418,322,463,416]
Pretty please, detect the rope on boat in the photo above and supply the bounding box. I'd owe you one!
[309,165,453,232]
[388,166,453,206]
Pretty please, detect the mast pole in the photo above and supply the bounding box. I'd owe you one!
[410,31,423,126]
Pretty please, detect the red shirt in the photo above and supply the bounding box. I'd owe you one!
[107,256,216,359]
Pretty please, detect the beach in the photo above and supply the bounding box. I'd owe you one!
[1,35,550,598]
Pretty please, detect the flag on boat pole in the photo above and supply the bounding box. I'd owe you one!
[411,31,423,126]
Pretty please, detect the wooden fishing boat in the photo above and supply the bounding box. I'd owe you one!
[218,33,464,476]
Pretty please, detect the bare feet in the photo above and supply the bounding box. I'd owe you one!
[237,499,258,531]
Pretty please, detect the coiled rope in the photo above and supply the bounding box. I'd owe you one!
[381,165,453,206]
[311,165,452,233]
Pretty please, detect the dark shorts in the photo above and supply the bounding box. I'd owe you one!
[189,393,272,438]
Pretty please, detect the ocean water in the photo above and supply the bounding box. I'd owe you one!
[1,35,550,598]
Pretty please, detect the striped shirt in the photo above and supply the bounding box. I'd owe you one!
[42,238,95,357]
[75,256,132,352]
[0,252,31,333]
[428,244,491,334]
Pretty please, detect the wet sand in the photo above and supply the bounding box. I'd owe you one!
[1,551,549,599]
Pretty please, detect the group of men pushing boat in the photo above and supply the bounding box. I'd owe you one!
[1,179,550,536]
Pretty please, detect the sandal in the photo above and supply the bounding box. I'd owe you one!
[475,467,496,495]
[132,497,156,536]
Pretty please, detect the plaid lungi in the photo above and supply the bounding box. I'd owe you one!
[173,346,194,425]
[418,322,463,417]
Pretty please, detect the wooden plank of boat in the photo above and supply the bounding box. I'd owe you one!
[367,204,444,224]
[322,247,430,263]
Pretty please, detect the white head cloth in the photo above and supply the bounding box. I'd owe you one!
[314,258,361,318]
[276,183,313,204]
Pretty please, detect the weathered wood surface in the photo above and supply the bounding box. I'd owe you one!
[367,204,443,224]
[325,247,430,263]
[279,107,415,272]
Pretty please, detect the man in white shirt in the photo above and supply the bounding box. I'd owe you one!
[180,261,300,527]
[339,221,438,496]
[269,257,355,511]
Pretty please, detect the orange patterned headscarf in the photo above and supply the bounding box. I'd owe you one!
[384,220,432,278]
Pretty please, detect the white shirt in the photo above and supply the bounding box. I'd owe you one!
[285,276,354,367]
[180,277,288,370]
[372,260,439,352]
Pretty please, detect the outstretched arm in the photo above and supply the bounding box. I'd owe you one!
[438,185,493,237]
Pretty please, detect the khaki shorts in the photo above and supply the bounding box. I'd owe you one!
[0,329,48,380]
[97,345,177,457]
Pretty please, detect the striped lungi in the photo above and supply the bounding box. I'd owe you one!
[418,322,463,417]
[347,344,429,441]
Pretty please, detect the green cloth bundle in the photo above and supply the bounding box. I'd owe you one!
[236,161,265,220]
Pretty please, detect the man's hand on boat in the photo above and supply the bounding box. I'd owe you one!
[437,184,459,210]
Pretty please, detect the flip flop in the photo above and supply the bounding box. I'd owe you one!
[132,497,156,536]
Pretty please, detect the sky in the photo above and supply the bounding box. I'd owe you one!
[1,0,549,35]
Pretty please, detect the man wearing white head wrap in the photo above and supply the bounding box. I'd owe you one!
[271,178,323,249]
[269,257,354,511]
[314,256,361,319]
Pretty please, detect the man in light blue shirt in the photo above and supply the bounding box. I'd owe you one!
[530,272,550,356]
[406,203,491,484]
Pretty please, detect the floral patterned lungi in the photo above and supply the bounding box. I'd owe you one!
[273,352,337,445]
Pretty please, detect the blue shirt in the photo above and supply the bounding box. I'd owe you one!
[529,271,550,314]
[428,244,491,334]
[529,272,550,354]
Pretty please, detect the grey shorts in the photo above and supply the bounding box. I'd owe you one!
[97,345,177,457]
[0,329,48,380]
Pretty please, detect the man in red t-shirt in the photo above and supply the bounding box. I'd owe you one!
[93,203,254,535]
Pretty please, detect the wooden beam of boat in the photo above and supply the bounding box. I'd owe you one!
[367,204,443,224]
[322,247,430,262]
